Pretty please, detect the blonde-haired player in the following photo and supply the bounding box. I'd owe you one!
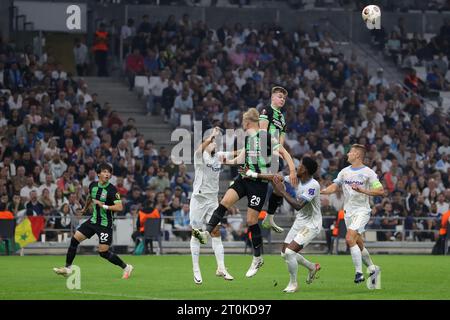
[321,144,383,284]
[194,108,291,278]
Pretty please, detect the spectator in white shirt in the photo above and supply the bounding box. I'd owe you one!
[147,70,169,116]
[8,91,22,110]
[50,153,67,179]
[438,138,450,156]
[0,156,16,179]
[369,68,389,89]
[38,174,57,200]
[20,176,39,202]
[234,68,246,90]
[436,193,450,215]
[54,91,72,110]
[121,18,136,57]
[77,84,92,104]
[39,162,55,184]
[292,135,310,158]
[73,38,89,77]
[82,169,98,189]
[327,141,344,157]
[171,88,193,126]
[303,63,319,82]
[51,64,67,81]
[435,154,450,173]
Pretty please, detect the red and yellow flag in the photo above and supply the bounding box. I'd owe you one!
[14,216,45,248]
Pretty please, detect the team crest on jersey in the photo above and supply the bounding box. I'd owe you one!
[115,193,121,200]
[100,189,107,201]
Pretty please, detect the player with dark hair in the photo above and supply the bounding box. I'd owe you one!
[253,157,322,293]
[53,163,133,279]
[259,86,297,233]
[321,144,383,285]
[190,127,234,284]
[193,108,292,278]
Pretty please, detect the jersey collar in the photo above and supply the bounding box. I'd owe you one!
[300,177,313,185]
[270,105,281,113]
[98,181,110,188]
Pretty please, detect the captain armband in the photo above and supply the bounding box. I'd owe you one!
[371,181,382,189]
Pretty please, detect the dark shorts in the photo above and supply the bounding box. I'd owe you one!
[77,221,113,245]
[229,175,268,212]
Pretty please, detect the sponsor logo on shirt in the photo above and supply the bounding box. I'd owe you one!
[206,163,221,172]
[344,180,364,185]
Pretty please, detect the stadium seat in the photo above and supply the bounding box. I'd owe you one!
[414,66,427,81]
[0,220,16,255]
[365,230,377,242]
[134,76,150,96]
[144,218,163,255]
[180,114,192,128]
[423,33,436,43]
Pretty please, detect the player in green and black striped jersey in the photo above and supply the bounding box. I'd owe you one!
[53,163,134,279]
[193,108,292,278]
[259,86,297,233]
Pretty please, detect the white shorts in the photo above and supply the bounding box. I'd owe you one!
[189,193,218,229]
[284,218,321,247]
[344,210,371,234]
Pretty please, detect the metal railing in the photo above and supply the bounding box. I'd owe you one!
[17,213,443,244]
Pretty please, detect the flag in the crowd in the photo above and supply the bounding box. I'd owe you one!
[14,216,45,248]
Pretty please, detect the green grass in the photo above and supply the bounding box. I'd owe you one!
[0,254,449,300]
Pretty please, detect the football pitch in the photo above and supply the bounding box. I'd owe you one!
[0,254,449,300]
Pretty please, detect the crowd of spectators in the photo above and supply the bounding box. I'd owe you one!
[370,17,450,94]
[0,35,201,243]
[121,13,450,241]
[0,9,449,246]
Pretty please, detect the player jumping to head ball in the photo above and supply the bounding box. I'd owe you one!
[193,108,292,278]
[259,86,297,233]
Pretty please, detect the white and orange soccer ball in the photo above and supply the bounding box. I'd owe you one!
[362,5,381,25]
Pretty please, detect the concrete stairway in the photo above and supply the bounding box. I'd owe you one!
[83,77,176,150]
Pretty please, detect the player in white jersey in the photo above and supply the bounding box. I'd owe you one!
[270,157,322,293]
[190,127,234,284]
[321,144,383,284]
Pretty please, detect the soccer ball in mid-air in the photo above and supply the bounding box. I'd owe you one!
[362,5,381,25]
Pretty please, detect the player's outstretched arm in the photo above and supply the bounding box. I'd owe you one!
[272,177,308,211]
[321,183,339,195]
[196,126,221,154]
[223,148,245,165]
[238,166,278,181]
[277,144,298,186]
[352,184,384,196]
[80,195,92,215]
